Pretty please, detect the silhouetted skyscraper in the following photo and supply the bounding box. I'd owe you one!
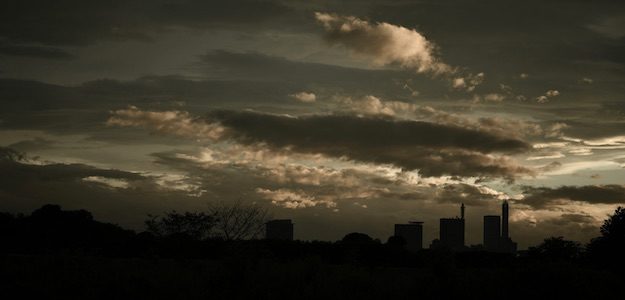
[499,201,517,253]
[483,215,501,252]
[483,202,517,254]
[502,200,509,239]
[265,219,293,241]
[394,222,423,252]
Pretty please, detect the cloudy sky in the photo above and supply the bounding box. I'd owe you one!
[2,0,625,248]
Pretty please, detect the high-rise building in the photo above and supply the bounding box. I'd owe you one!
[265,219,294,241]
[499,200,517,253]
[482,201,517,253]
[502,200,509,239]
[483,215,501,252]
[394,222,423,252]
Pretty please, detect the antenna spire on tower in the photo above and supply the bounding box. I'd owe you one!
[461,203,465,220]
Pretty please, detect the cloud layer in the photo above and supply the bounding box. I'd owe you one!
[107,106,225,141]
[521,185,625,208]
[109,107,533,179]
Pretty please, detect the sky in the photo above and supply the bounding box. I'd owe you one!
[2,0,625,249]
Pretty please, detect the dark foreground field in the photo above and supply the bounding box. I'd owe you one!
[1,253,621,300]
[2,204,624,299]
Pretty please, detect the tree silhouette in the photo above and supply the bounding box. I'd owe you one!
[527,236,581,261]
[386,235,407,249]
[0,204,133,254]
[208,200,269,240]
[145,211,215,241]
[599,206,625,240]
[587,206,625,267]
[145,200,269,241]
[341,232,375,245]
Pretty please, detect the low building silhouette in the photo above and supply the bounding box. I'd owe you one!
[439,218,465,250]
[394,222,423,251]
[265,219,293,241]
[436,204,465,251]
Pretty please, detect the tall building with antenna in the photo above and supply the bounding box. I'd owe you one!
[482,201,517,253]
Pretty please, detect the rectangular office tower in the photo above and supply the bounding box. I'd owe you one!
[394,222,423,252]
[439,218,465,251]
[483,215,501,251]
[265,219,294,241]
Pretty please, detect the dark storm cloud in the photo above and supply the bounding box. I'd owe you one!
[521,185,625,208]
[209,110,529,153]
[105,106,533,179]
[0,0,293,47]
[0,42,75,60]
[203,110,532,178]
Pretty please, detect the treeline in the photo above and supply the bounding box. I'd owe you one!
[2,204,625,299]
[1,204,624,270]
[0,204,435,266]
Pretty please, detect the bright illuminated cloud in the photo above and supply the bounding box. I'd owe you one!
[536,90,560,103]
[107,106,226,141]
[314,12,487,92]
[315,12,454,75]
[290,91,316,103]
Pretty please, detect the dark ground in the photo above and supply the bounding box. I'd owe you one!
[2,204,624,299]
[1,253,621,300]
